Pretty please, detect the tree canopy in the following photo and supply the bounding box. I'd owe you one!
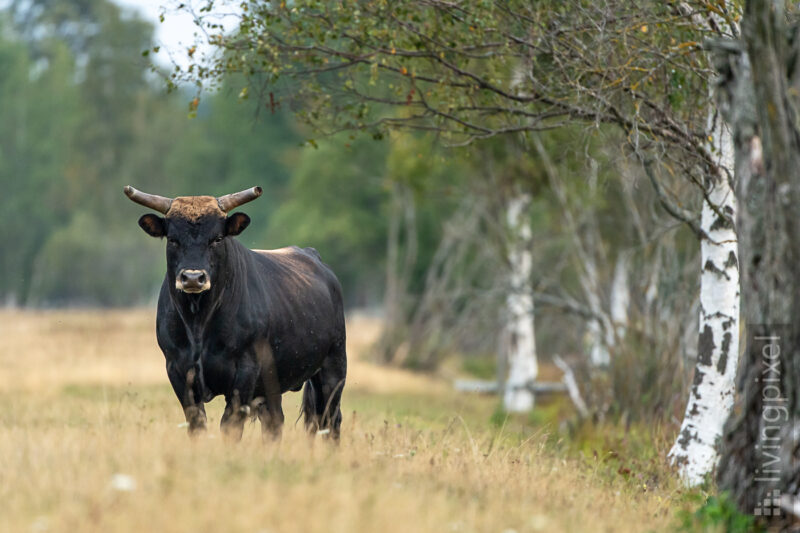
[181,2,725,158]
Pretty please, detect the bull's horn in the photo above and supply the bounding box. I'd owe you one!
[124,185,173,214]
[217,186,263,212]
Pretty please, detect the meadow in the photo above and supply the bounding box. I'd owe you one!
[0,310,695,532]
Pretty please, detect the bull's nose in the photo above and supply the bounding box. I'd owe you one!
[181,270,207,285]
[177,269,210,293]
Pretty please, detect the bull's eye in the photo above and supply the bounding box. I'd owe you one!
[167,238,179,247]
[211,236,224,246]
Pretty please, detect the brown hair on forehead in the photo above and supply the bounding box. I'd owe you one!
[165,196,225,222]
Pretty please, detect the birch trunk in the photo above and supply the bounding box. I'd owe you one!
[715,2,800,520]
[502,193,538,412]
[588,251,630,367]
[610,252,630,341]
[584,249,611,367]
[668,111,741,485]
[531,135,615,368]
[380,185,418,363]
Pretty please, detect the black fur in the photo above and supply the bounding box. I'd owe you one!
[140,211,347,440]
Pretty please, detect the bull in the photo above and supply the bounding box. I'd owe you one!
[124,185,347,441]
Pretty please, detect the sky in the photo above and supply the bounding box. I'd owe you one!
[114,0,239,67]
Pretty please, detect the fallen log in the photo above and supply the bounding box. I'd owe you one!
[454,379,567,394]
[553,355,589,419]
[455,354,589,419]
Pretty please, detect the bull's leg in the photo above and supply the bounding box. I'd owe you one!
[255,340,284,442]
[220,363,258,442]
[220,391,248,442]
[301,377,323,435]
[256,393,284,442]
[315,343,347,441]
[166,361,207,436]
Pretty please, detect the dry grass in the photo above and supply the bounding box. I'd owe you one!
[0,309,689,532]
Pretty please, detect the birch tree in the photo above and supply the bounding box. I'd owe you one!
[609,251,630,343]
[502,192,537,411]
[176,1,742,419]
[707,0,800,523]
[668,108,739,485]
[667,8,741,485]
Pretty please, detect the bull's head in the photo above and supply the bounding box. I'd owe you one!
[124,186,262,294]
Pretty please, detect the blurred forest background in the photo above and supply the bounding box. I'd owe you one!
[0,0,705,423]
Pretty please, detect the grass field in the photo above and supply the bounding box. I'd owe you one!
[0,310,696,532]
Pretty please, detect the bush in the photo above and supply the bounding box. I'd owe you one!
[676,492,759,533]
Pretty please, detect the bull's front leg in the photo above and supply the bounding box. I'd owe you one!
[166,360,207,436]
[220,361,258,442]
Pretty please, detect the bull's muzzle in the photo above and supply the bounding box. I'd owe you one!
[176,269,211,293]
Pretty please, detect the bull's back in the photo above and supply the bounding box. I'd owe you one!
[251,246,339,302]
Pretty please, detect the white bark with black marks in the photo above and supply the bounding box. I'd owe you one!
[669,113,740,485]
[610,252,630,341]
[584,250,611,367]
[503,193,538,412]
[715,3,800,519]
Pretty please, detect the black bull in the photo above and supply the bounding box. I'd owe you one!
[125,185,347,440]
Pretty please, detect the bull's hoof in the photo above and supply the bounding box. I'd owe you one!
[184,405,207,437]
[220,422,245,442]
[220,402,248,443]
[188,423,207,438]
[260,427,282,444]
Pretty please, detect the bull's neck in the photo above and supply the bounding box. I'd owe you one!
[170,239,242,342]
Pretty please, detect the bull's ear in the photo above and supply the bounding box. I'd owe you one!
[138,214,166,237]
[225,212,251,236]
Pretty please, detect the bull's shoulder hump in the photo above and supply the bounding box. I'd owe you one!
[250,246,337,284]
[252,246,322,262]
[302,246,321,260]
[252,246,300,257]
[249,246,343,306]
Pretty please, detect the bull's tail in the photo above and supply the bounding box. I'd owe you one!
[301,379,320,433]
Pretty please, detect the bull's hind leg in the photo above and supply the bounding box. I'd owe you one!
[306,343,347,440]
[255,340,284,442]
[256,393,284,442]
